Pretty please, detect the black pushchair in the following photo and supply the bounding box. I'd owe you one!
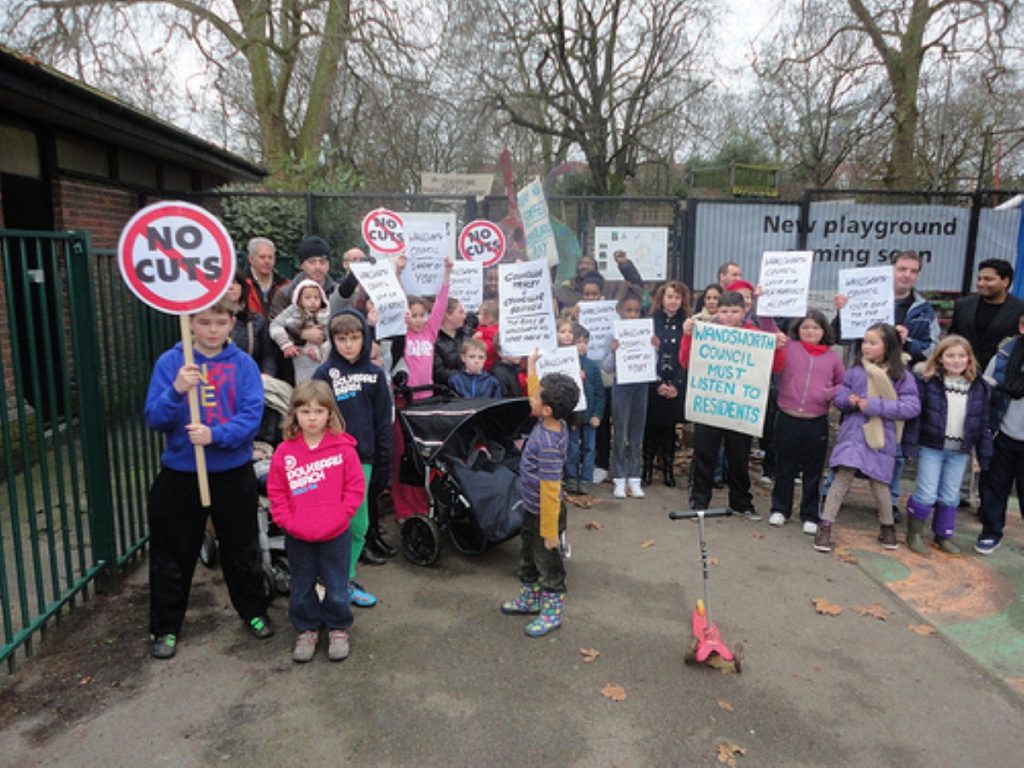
[394,381,531,566]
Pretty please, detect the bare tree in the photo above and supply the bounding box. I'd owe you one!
[464,0,713,195]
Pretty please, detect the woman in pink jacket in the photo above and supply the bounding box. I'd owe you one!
[268,381,366,664]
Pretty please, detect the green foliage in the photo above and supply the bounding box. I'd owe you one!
[217,187,307,276]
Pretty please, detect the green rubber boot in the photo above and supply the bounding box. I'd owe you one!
[906,516,928,554]
[934,536,961,555]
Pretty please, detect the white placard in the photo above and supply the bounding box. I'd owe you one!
[838,266,894,340]
[534,346,587,412]
[400,212,455,296]
[517,178,558,266]
[498,261,556,356]
[449,261,483,313]
[594,227,668,281]
[684,321,776,437]
[613,319,657,384]
[351,261,408,339]
[757,250,813,317]
[578,300,618,362]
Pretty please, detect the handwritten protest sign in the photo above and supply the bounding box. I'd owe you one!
[400,212,455,296]
[517,178,558,266]
[684,321,776,437]
[535,346,587,412]
[450,260,483,313]
[613,319,657,384]
[578,300,618,362]
[351,261,408,339]
[498,260,556,356]
[757,250,813,317]
[594,227,668,281]
[838,266,893,339]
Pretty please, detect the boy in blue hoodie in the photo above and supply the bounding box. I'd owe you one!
[313,309,393,606]
[565,323,605,502]
[144,300,271,660]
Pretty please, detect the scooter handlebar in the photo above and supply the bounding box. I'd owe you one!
[668,508,732,521]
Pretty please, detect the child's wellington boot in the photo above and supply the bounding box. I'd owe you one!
[501,582,541,614]
[524,592,563,637]
[932,505,959,553]
[934,536,961,554]
[906,516,929,554]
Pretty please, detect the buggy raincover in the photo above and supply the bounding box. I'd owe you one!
[399,397,531,544]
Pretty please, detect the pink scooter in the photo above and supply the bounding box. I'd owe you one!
[669,508,743,673]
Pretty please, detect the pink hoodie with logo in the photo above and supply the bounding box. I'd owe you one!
[267,430,366,542]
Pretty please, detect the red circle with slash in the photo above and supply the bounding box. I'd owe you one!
[458,220,506,266]
[361,208,405,254]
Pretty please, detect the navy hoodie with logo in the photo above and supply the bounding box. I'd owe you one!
[313,309,393,479]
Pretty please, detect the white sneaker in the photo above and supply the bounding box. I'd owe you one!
[612,479,627,498]
[802,520,819,536]
[758,475,773,488]
[627,478,645,498]
[593,467,609,484]
[768,512,786,526]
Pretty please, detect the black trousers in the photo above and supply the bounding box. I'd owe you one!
[149,464,268,636]
[979,432,1024,540]
[517,505,567,593]
[770,411,828,522]
[690,424,753,512]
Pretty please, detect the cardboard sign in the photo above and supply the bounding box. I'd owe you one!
[450,261,483,313]
[839,266,894,339]
[117,201,234,313]
[594,227,668,281]
[757,250,814,317]
[535,346,586,412]
[578,300,618,362]
[400,212,455,296]
[613,319,657,384]
[459,219,506,266]
[684,321,776,437]
[350,261,408,339]
[498,260,556,356]
[361,208,405,254]
[517,178,558,266]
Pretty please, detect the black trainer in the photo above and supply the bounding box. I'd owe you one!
[151,633,177,659]
[247,615,275,640]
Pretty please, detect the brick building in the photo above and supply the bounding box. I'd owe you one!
[0,45,265,405]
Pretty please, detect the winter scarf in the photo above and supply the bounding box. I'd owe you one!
[862,361,902,449]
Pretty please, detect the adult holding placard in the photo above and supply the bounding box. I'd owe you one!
[120,201,272,660]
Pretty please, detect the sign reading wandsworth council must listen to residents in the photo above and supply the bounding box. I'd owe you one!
[684,321,776,438]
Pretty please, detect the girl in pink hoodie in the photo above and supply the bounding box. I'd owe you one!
[268,381,366,663]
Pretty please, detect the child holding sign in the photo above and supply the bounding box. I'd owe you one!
[814,323,921,553]
[144,299,272,659]
[679,291,785,518]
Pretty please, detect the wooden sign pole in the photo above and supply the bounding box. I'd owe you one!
[179,314,211,507]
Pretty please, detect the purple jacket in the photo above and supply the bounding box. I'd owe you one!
[776,343,845,417]
[828,366,921,483]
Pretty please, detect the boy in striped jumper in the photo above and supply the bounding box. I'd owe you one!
[500,349,580,637]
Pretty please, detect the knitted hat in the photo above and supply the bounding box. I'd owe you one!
[296,236,331,262]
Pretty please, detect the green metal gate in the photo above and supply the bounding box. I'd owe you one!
[0,230,176,670]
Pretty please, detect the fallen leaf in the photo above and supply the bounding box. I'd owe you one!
[835,546,858,564]
[584,520,604,531]
[855,604,889,621]
[579,647,600,663]
[640,539,655,549]
[908,623,937,636]
[717,741,747,766]
[78,676,92,686]
[812,597,843,616]
[709,556,720,566]
[601,683,627,702]
[749,532,764,539]
[717,699,734,711]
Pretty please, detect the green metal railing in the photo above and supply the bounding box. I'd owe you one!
[0,231,176,670]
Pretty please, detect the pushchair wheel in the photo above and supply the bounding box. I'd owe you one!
[402,515,441,567]
[199,527,218,568]
[449,517,487,556]
[272,555,291,596]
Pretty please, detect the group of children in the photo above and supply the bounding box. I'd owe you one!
[145,247,1020,664]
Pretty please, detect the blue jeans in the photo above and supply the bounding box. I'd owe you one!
[286,529,353,632]
[889,447,905,505]
[911,447,970,508]
[566,423,596,491]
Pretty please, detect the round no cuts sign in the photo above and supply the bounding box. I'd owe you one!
[361,208,405,254]
[117,201,235,313]
[459,220,505,266]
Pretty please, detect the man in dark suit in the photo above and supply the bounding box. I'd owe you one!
[950,259,1024,371]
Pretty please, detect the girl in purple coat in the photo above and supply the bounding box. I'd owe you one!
[814,323,921,553]
[904,336,992,554]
